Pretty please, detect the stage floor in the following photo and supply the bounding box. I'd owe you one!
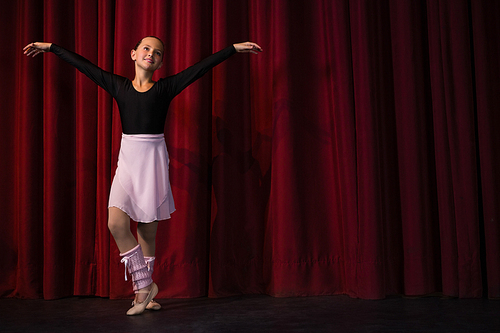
[1,294,499,332]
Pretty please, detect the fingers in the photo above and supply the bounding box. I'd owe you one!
[23,42,46,57]
[248,42,263,53]
[243,42,263,54]
[22,42,35,51]
[23,43,38,57]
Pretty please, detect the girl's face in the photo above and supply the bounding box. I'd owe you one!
[131,37,164,72]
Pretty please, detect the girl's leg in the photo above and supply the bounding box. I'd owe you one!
[108,207,137,252]
[108,207,152,305]
[137,221,159,257]
[137,221,161,310]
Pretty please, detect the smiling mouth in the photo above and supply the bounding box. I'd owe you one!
[145,58,154,64]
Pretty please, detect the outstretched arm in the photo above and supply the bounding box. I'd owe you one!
[23,42,119,96]
[170,41,262,96]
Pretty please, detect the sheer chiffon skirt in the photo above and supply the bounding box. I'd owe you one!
[108,134,175,222]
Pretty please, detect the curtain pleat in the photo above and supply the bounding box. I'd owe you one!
[389,0,441,296]
[1,0,498,300]
[470,0,500,299]
[427,0,482,297]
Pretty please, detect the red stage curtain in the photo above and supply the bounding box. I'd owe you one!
[1,0,498,300]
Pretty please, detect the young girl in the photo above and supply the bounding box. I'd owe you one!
[24,37,262,315]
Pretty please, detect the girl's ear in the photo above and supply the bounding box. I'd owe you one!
[131,49,136,61]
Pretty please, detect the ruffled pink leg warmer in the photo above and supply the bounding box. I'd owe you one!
[120,244,153,293]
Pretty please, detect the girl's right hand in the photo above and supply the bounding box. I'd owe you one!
[23,42,52,57]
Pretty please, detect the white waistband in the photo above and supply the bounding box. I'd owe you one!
[121,133,164,142]
[122,133,164,138]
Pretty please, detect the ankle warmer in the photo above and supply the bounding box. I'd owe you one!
[120,244,153,293]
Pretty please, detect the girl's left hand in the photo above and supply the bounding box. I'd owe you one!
[23,42,52,57]
[233,42,263,54]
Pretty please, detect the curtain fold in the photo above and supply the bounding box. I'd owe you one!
[73,0,99,298]
[470,0,500,299]
[427,0,482,297]
[1,0,498,300]
[389,0,441,297]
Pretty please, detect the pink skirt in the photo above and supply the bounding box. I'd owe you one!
[108,134,175,222]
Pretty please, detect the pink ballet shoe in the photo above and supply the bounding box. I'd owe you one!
[143,256,161,310]
[146,299,162,310]
[126,282,158,316]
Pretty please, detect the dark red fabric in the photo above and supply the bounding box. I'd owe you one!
[1,0,499,300]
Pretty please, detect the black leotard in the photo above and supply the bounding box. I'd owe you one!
[50,44,236,134]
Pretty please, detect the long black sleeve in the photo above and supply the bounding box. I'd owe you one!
[50,44,121,97]
[167,45,237,96]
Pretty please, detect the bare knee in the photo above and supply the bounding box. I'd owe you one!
[108,219,126,238]
[108,208,130,238]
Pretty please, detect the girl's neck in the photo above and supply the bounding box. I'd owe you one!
[132,70,155,91]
